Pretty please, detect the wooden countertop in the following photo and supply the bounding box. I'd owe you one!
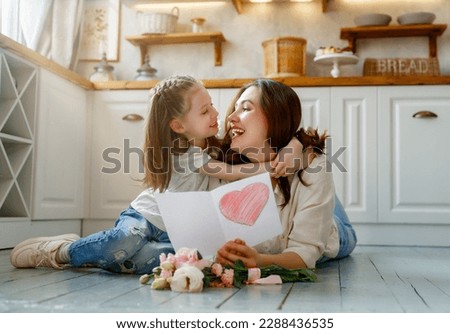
[94,75,450,89]
[2,34,450,90]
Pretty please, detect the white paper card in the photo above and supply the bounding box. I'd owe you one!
[155,173,282,256]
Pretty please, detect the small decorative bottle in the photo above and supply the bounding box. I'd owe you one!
[89,52,116,82]
[190,17,205,33]
[134,55,157,81]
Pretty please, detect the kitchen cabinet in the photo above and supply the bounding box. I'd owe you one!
[330,87,378,223]
[0,51,83,248]
[0,50,36,220]
[88,91,148,221]
[32,69,87,219]
[329,85,450,246]
[378,86,450,224]
[294,87,330,130]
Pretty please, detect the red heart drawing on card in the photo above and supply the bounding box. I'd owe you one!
[219,182,269,226]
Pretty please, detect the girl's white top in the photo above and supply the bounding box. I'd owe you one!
[131,146,216,231]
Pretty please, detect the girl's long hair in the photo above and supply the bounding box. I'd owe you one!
[222,79,328,206]
[142,75,202,192]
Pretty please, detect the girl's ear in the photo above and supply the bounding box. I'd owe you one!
[169,119,185,134]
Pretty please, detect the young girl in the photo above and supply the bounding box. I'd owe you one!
[10,75,304,274]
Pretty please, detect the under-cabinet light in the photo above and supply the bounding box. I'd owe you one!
[249,0,313,2]
[124,1,228,10]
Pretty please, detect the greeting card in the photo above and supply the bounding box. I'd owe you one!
[155,173,282,256]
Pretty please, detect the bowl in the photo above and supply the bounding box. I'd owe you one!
[397,12,436,25]
[354,13,392,27]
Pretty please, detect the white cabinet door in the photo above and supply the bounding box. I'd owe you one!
[32,69,87,219]
[378,86,450,224]
[294,87,330,131]
[89,91,148,219]
[330,87,378,223]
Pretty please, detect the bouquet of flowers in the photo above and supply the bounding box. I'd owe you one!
[139,247,317,293]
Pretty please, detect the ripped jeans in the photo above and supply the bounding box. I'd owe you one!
[69,207,174,274]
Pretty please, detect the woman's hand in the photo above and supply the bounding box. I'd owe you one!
[215,239,261,268]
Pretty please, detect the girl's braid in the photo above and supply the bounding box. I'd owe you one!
[151,75,197,98]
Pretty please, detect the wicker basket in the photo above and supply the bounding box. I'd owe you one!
[138,7,179,34]
[262,37,307,77]
[363,58,440,76]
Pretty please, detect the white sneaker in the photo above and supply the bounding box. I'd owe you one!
[10,234,80,269]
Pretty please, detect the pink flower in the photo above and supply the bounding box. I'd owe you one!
[160,269,173,279]
[247,268,261,283]
[170,247,199,268]
[211,263,223,277]
[192,259,213,270]
[221,268,234,287]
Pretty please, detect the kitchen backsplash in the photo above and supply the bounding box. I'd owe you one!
[76,0,450,80]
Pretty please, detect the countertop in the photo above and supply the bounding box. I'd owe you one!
[2,34,450,90]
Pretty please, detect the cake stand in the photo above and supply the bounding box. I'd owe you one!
[314,53,359,78]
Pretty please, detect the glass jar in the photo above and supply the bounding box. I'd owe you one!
[89,53,115,82]
[135,55,157,81]
[190,17,205,33]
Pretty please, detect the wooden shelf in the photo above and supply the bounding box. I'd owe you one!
[126,32,226,66]
[340,24,447,57]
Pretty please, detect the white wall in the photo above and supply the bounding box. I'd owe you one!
[76,0,450,80]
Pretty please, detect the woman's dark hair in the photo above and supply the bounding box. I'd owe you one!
[221,79,328,206]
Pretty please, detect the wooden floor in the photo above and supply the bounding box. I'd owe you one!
[1,245,450,313]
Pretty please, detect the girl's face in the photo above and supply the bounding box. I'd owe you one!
[177,85,219,144]
[227,86,274,163]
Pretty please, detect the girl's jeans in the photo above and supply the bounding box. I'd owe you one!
[68,207,174,274]
[317,195,357,264]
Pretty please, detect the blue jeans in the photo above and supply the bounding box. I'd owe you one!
[317,195,357,264]
[69,207,174,274]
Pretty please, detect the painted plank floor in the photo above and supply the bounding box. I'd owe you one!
[1,245,450,313]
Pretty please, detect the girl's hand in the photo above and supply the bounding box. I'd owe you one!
[270,137,305,178]
[215,238,260,268]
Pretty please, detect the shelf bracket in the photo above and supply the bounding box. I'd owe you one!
[322,0,329,13]
[232,0,243,14]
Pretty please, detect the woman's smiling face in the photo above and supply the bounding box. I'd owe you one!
[227,86,275,162]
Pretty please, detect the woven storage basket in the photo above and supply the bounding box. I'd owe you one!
[262,37,306,77]
[138,7,179,34]
[363,58,440,76]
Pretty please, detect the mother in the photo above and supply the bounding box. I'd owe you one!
[216,79,357,269]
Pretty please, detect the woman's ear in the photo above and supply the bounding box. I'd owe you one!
[169,119,185,134]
